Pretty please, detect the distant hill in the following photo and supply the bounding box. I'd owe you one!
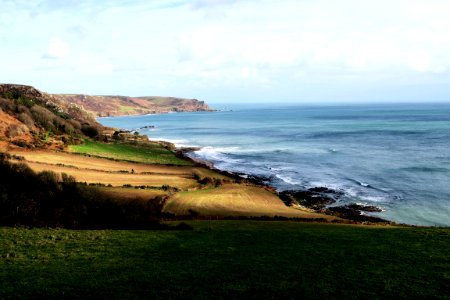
[0,84,103,149]
[57,94,213,117]
[0,84,213,149]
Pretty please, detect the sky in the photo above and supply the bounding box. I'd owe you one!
[1,0,450,103]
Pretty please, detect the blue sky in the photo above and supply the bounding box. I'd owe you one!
[1,0,450,103]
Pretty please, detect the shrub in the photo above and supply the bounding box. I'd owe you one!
[192,170,202,181]
[213,178,223,187]
[31,105,55,131]
[11,140,31,148]
[16,96,34,108]
[18,112,34,127]
[81,124,99,138]
[6,124,27,138]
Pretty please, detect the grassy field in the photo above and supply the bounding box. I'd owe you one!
[164,183,335,220]
[1,221,449,299]
[11,150,200,189]
[69,139,193,166]
[11,147,331,219]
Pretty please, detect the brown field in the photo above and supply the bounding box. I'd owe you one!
[22,160,197,189]
[12,151,192,174]
[9,149,338,220]
[12,150,230,178]
[98,186,168,199]
[163,183,338,220]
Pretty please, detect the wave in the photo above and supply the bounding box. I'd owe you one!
[275,174,301,185]
[346,177,372,188]
[192,146,243,164]
[153,138,193,147]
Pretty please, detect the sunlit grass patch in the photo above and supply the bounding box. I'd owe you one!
[69,139,193,166]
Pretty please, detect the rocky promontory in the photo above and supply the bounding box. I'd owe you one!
[57,94,214,117]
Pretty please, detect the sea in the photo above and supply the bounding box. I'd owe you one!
[99,103,450,227]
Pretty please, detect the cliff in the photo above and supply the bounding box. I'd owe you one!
[57,94,213,117]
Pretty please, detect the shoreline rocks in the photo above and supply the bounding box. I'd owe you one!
[279,188,344,210]
[166,143,390,224]
[326,204,388,223]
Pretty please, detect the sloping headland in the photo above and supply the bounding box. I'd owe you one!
[58,93,213,117]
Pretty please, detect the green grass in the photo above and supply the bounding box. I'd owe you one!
[69,139,193,166]
[1,221,449,299]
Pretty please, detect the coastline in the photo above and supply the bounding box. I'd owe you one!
[163,141,393,225]
[98,108,395,225]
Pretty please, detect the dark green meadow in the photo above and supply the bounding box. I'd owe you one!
[1,221,449,299]
[69,139,192,166]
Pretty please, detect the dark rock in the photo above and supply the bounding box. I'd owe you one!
[326,205,387,223]
[176,147,202,154]
[279,187,344,210]
[309,186,331,193]
[346,203,383,212]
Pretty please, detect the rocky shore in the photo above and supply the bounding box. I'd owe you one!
[175,145,390,224]
[279,189,388,223]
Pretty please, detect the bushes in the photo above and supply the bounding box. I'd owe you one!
[81,124,99,138]
[31,105,55,131]
[0,94,96,144]
[0,154,164,229]
[5,124,28,138]
[18,112,34,127]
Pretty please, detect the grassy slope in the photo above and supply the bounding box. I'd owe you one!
[69,139,193,166]
[14,141,321,219]
[13,146,325,219]
[1,221,449,299]
[164,183,333,219]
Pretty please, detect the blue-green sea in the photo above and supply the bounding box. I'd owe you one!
[99,103,450,226]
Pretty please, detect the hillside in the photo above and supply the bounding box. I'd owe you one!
[0,84,213,149]
[58,94,213,117]
[0,84,103,149]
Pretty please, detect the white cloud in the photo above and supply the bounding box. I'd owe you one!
[3,0,450,101]
[44,38,70,59]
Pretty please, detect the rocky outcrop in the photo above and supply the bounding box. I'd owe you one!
[279,187,388,223]
[279,187,344,210]
[326,204,387,223]
[0,84,45,99]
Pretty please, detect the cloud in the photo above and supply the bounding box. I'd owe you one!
[3,0,450,101]
[43,38,70,59]
[191,0,238,9]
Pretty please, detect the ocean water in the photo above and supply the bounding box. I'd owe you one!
[99,103,450,227]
